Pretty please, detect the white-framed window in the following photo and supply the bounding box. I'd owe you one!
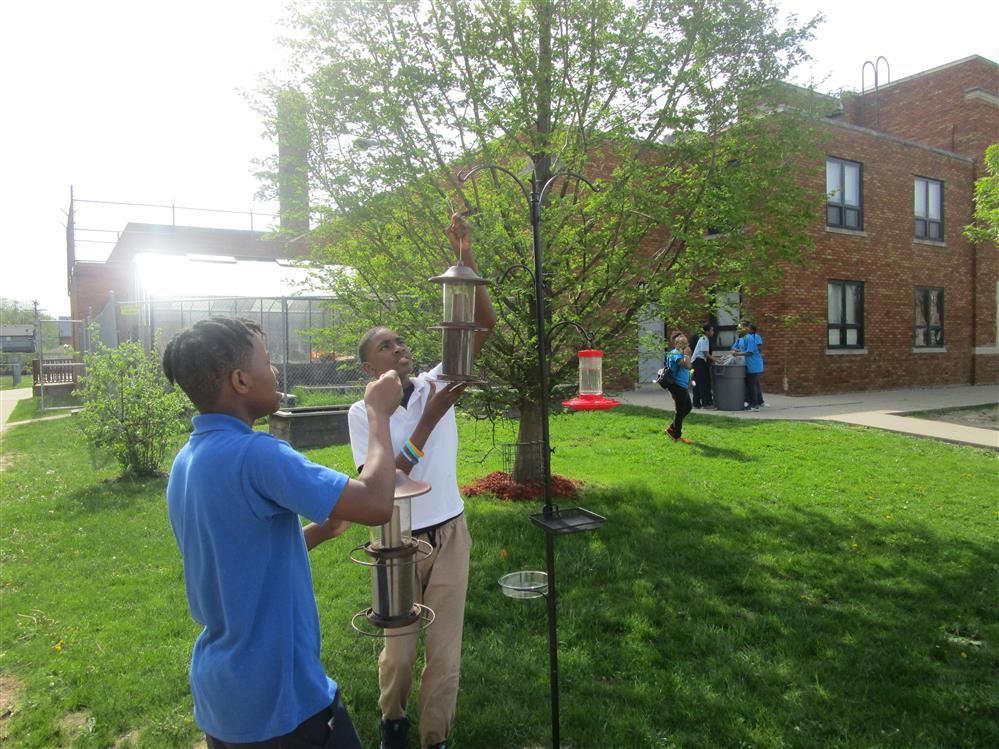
[826,157,863,230]
[710,290,742,350]
[914,177,944,241]
[914,287,944,347]
[828,280,864,348]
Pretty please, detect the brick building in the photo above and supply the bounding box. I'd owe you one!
[68,222,310,323]
[67,57,996,397]
[732,55,998,396]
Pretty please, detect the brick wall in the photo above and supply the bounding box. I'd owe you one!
[748,119,987,395]
[841,56,998,161]
[69,262,133,321]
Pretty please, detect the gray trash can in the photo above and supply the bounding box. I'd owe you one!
[713,362,746,411]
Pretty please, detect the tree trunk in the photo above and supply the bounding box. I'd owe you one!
[512,397,546,484]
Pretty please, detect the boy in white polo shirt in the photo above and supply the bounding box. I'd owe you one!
[347,215,495,749]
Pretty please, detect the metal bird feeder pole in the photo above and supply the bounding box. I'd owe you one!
[459,165,606,749]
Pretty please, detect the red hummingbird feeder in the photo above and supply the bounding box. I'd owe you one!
[561,349,619,411]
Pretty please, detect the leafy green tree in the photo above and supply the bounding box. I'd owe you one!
[0,298,39,326]
[258,0,821,480]
[965,143,999,245]
[74,333,191,478]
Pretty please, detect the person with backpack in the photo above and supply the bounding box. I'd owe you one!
[663,331,694,444]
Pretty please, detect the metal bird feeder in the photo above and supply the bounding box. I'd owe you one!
[350,470,435,636]
[429,261,490,383]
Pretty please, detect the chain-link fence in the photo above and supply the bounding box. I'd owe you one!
[88,295,372,407]
[33,318,87,412]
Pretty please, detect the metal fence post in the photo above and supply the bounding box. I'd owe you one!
[282,297,290,396]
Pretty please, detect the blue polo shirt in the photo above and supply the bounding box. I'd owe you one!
[166,413,349,743]
[733,335,764,374]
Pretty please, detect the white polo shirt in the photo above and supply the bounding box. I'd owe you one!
[691,335,711,363]
[348,364,463,531]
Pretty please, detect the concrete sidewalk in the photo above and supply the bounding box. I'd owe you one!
[3,382,998,449]
[612,383,999,450]
[0,387,34,433]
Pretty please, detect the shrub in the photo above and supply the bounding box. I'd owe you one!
[74,334,191,478]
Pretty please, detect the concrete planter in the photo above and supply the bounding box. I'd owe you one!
[268,405,351,449]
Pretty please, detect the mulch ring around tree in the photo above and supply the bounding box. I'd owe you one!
[461,471,582,501]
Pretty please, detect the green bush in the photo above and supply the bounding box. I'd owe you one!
[74,335,191,478]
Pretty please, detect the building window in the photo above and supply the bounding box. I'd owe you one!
[914,177,944,241]
[914,287,944,347]
[826,157,863,230]
[709,290,742,350]
[827,280,864,348]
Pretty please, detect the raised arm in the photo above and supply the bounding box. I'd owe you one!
[395,380,467,475]
[446,213,496,357]
[304,370,402,549]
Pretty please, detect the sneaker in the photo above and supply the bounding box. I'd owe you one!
[750,406,760,411]
[677,436,693,444]
[380,717,410,749]
[665,425,678,440]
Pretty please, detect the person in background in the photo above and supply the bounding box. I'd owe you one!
[749,322,766,406]
[162,316,403,749]
[348,214,496,749]
[690,323,721,409]
[664,331,694,443]
[730,320,764,411]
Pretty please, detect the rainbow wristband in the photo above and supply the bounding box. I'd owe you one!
[402,442,421,465]
[405,439,425,459]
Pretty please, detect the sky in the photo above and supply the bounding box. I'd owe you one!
[1,0,996,319]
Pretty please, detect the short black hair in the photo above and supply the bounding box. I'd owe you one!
[358,326,391,363]
[162,317,263,409]
[701,323,713,333]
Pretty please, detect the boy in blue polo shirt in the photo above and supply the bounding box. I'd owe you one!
[162,316,402,748]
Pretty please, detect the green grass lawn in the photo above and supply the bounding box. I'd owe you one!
[1,407,996,748]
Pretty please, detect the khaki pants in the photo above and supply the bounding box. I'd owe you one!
[379,514,471,748]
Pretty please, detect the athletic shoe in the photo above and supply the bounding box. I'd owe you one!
[750,406,760,411]
[665,425,678,440]
[380,717,410,749]
[677,436,693,444]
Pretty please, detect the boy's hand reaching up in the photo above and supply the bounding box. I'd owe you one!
[424,380,467,424]
[446,213,473,257]
[365,369,403,416]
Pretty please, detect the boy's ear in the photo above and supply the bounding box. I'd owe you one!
[230,368,251,394]
[361,360,376,378]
